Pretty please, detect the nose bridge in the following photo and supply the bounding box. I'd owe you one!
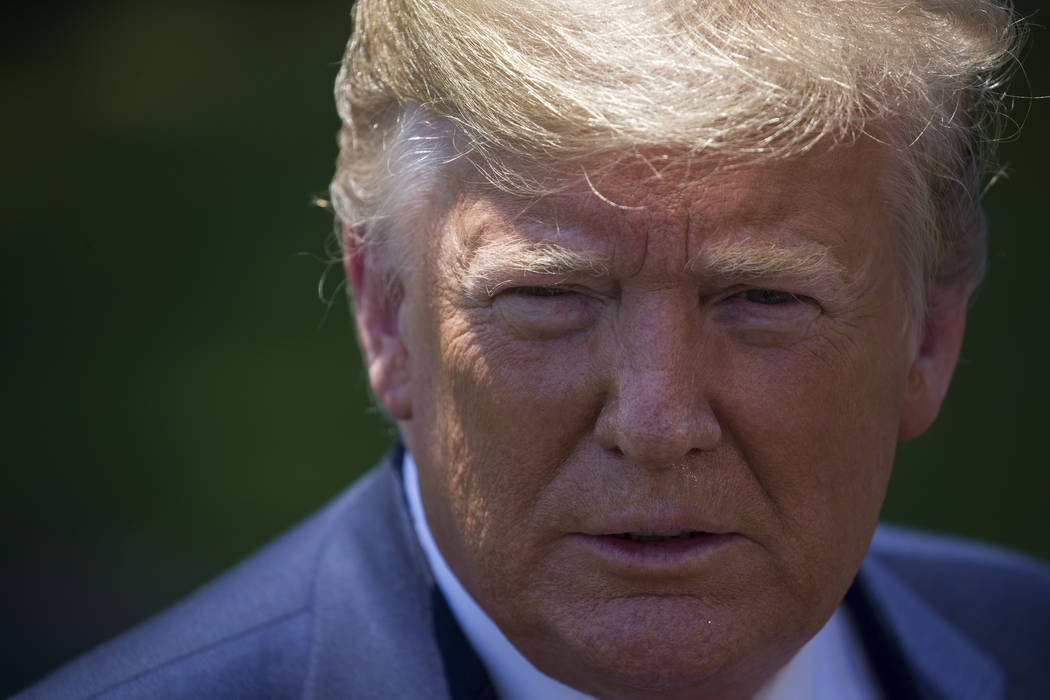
[622,304,697,398]
[619,293,702,421]
[596,291,721,466]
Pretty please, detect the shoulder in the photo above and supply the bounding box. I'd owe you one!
[14,461,405,700]
[861,523,1050,698]
[868,523,1050,627]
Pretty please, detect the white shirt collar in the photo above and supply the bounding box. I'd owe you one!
[402,452,882,700]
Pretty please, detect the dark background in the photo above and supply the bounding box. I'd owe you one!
[3,2,1047,695]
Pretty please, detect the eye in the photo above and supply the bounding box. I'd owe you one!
[743,289,799,305]
[713,286,821,347]
[492,285,598,339]
[513,286,569,298]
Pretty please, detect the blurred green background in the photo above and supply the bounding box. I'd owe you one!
[2,1,1047,694]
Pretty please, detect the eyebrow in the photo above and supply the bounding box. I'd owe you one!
[459,235,611,298]
[689,238,848,290]
[458,231,850,299]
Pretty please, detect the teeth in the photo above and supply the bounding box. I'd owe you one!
[615,530,699,542]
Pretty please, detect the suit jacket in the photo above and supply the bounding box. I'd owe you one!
[15,447,1050,699]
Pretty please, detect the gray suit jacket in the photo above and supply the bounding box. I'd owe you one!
[15,447,1050,699]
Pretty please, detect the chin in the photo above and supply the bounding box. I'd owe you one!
[524,596,787,700]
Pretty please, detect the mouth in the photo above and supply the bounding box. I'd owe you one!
[572,529,737,572]
[612,530,707,542]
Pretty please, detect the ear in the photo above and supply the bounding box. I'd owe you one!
[897,289,969,441]
[343,227,413,420]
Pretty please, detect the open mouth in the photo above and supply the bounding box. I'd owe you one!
[613,530,705,542]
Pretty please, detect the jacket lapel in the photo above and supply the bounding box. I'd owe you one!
[851,554,1004,700]
[302,449,494,699]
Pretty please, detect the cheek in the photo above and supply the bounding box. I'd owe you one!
[413,314,602,578]
[720,329,906,578]
[440,318,600,452]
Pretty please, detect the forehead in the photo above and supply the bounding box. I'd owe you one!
[448,140,892,275]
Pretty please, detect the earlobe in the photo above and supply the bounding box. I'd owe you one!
[343,227,413,420]
[897,290,969,441]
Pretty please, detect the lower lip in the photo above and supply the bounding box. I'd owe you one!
[570,533,738,572]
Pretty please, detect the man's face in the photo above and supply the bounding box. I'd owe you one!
[365,141,948,698]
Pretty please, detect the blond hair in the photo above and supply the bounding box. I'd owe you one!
[330,0,1021,313]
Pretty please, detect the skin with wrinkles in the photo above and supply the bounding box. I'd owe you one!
[347,138,967,699]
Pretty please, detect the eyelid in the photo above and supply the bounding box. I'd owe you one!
[506,285,570,297]
[486,278,569,298]
[741,288,806,305]
[489,282,601,340]
[705,281,819,305]
[485,273,616,300]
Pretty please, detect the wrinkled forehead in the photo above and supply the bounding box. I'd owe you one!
[445,139,893,276]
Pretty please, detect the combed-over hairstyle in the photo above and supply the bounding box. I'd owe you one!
[331,0,1021,315]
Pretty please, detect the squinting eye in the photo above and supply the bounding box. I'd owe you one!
[514,286,568,297]
[493,285,596,339]
[715,287,819,347]
[744,289,798,305]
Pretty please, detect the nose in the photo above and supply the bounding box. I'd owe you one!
[594,295,722,468]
